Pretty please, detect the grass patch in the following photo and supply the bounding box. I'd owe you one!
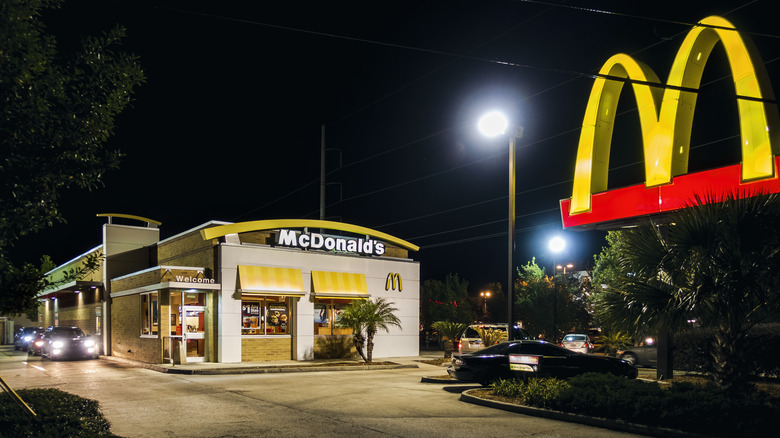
[0,388,115,437]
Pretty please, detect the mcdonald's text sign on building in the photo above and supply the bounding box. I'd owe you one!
[560,16,780,229]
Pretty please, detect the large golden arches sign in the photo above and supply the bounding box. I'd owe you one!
[570,16,780,215]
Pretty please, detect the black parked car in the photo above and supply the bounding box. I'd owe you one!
[448,340,637,385]
[13,326,43,350]
[40,326,98,360]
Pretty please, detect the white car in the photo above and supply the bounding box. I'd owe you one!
[560,333,593,354]
[458,324,531,353]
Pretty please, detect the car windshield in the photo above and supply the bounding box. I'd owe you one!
[49,327,85,337]
[563,335,587,342]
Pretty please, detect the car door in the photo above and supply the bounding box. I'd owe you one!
[526,343,579,378]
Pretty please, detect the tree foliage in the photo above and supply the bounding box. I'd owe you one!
[0,0,144,315]
[594,193,780,394]
[420,273,474,328]
[514,258,592,340]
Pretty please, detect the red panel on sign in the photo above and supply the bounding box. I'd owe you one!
[560,157,780,229]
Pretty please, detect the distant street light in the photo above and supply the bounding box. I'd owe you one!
[480,291,492,320]
[549,236,566,343]
[478,111,523,339]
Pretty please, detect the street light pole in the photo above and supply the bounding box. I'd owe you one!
[478,111,523,339]
[507,133,516,337]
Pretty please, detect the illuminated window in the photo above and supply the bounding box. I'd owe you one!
[141,292,159,336]
[314,299,354,336]
[241,296,289,335]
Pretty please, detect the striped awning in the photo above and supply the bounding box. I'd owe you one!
[238,265,305,296]
[311,271,369,299]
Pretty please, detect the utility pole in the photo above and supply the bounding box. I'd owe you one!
[320,124,326,222]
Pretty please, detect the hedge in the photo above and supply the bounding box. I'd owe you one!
[491,373,778,437]
[674,323,780,377]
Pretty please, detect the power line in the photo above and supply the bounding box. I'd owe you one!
[213,2,779,249]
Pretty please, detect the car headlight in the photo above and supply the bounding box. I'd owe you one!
[84,339,94,348]
[453,358,465,366]
[24,335,33,342]
[52,340,64,349]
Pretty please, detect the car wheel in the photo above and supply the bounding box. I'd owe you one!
[621,353,638,366]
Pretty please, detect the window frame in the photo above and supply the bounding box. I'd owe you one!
[140,292,159,337]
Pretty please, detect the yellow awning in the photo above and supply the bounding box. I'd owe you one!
[238,265,305,296]
[311,271,369,299]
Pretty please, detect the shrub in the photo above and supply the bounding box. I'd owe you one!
[539,372,776,436]
[0,388,113,437]
[475,328,507,348]
[491,377,570,409]
[555,372,664,422]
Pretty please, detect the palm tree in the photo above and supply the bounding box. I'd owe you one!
[431,321,468,358]
[595,192,780,394]
[363,298,402,363]
[339,297,402,363]
[337,302,368,362]
[476,327,507,348]
[600,331,632,357]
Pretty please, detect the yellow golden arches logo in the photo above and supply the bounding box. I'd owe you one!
[570,16,780,215]
[385,273,402,292]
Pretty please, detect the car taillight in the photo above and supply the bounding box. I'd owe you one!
[35,340,43,347]
[457,340,462,351]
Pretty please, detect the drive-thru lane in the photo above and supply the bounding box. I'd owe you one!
[1,346,641,438]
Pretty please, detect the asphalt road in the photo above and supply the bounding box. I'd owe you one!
[1,346,642,438]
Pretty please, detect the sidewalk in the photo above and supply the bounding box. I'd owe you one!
[100,349,449,375]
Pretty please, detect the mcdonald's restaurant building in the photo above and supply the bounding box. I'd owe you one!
[36,215,420,364]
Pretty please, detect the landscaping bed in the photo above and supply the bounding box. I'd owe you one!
[478,373,778,437]
[0,388,115,437]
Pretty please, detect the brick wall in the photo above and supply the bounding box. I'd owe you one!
[157,233,217,272]
[111,295,159,363]
[241,337,292,361]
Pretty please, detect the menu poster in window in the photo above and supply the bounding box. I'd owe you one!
[268,304,288,330]
[314,304,328,324]
[242,302,260,329]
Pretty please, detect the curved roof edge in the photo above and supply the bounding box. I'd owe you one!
[97,213,162,226]
[200,219,419,252]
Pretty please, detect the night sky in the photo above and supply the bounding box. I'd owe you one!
[12,0,780,295]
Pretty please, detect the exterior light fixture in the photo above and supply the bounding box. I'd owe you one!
[477,110,523,339]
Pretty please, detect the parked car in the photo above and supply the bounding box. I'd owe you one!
[13,326,43,351]
[458,324,532,354]
[617,337,658,367]
[40,326,98,360]
[560,333,594,354]
[448,340,637,385]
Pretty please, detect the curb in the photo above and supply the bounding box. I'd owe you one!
[420,375,461,383]
[100,355,418,375]
[460,389,708,438]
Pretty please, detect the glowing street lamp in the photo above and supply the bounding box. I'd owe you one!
[480,291,492,319]
[478,111,523,338]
